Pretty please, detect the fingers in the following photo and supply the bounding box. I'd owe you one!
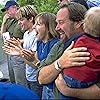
[71,47,88,53]
[6,38,20,46]
[66,41,74,51]
[71,62,86,66]
[22,50,32,59]
[22,50,30,56]
[71,57,90,62]
[70,52,90,57]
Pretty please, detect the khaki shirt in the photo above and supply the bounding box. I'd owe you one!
[5,18,25,39]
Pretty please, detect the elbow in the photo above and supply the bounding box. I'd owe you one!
[38,76,46,85]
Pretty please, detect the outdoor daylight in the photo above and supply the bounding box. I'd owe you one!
[0,0,100,99]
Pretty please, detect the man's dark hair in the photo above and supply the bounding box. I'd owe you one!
[59,2,87,22]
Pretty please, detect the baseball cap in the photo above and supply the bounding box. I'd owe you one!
[1,0,19,12]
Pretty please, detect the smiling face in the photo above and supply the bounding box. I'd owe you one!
[15,5,37,31]
[56,7,75,39]
[18,17,30,30]
[6,5,18,17]
[33,17,46,40]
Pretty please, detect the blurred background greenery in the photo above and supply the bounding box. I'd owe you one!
[0,0,58,26]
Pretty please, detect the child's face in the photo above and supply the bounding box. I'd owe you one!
[18,17,29,30]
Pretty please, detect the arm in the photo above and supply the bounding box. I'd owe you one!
[38,42,90,84]
[1,14,10,35]
[55,74,100,99]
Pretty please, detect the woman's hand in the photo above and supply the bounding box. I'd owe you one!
[21,49,36,62]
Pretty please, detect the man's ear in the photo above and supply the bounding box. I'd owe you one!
[74,21,83,29]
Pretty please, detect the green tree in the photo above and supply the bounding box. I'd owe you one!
[17,0,58,13]
[0,5,4,27]
[33,0,58,13]
[0,0,58,26]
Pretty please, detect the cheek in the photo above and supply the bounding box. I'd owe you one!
[36,26,45,40]
[37,26,45,34]
[8,9,16,16]
[19,21,27,30]
[63,23,70,31]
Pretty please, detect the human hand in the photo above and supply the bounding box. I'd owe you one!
[2,44,21,55]
[21,49,36,62]
[55,74,71,96]
[58,41,90,69]
[4,38,22,50]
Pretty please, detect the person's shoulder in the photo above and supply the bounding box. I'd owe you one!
[49,40,64,52]
[5,18,15,25]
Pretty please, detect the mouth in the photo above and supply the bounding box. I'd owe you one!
[35,29,39,36]
[58,31,65,36]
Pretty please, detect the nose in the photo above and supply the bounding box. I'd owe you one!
[55,23,60,31]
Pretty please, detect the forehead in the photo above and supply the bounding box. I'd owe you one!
[35,16,44,23]
[56,8,69,21]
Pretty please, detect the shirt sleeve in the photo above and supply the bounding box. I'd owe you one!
[36,41,64,74]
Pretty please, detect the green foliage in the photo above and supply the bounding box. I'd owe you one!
[17,0,58,13]
[0,5,4,26]
[33,0,58,14]
[0,0,58,26]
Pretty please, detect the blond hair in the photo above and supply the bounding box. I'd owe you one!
[84,7,100,36]
[35,12,59,38]
[15,5,37,24]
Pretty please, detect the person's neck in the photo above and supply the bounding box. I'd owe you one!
[29,23,34,32]
[42,35,51,43]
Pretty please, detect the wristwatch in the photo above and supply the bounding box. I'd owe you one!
[54,60,62,72]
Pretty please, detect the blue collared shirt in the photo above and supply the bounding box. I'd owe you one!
[87,0,100,8]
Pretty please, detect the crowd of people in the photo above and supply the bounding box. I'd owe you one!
[0,0,100,99]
